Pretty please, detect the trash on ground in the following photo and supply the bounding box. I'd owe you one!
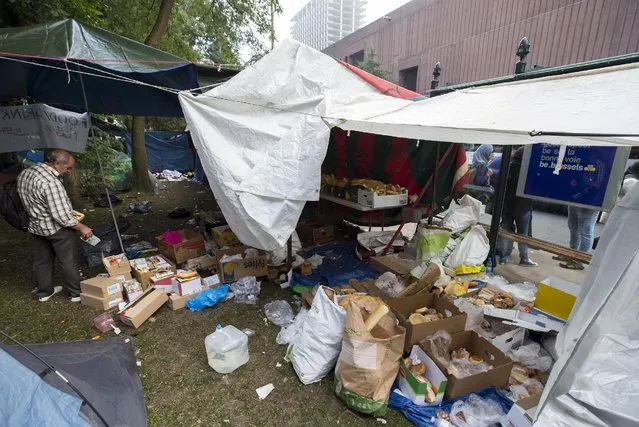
[230,276,261,304]
[94,194,122,208]
[264,300,295,327]
[185,285,230,312]
[255,383,274,400]
[128,201,152,214]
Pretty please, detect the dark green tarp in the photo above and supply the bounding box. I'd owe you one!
[0,19,225,116]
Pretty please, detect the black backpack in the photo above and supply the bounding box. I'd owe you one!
[0,181,30,231]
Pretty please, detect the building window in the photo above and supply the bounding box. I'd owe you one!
[347,50,365,65]
[400,66,419,92]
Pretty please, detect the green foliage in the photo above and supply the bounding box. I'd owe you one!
[74,128,130,196]
[0,0,104,27]
[356,49,390,80]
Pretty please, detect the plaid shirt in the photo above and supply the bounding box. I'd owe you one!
[17,163,78,236]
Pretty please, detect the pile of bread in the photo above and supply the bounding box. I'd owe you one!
[408,306,444,325]
[468,287,515,309]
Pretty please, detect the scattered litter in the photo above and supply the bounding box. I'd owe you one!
[121,234,139,241]
[375,272,406,297]
[242,328,255,337]
[223,420,229,423]
[276,362,282,368]
[186,285,230,311]
[128,201,152,214]
[264,300,295,327]
[124,338,130,344]
[230,276,261,304]
[136,361,142,367]
[219,254,243,263]
[376,419,387,424]
[94,194,122,208]
[157,169,187,181]
[307,254,324,268]
[148,317,156,323]
[168,207,191,219]
[256,383,274,400]
[91,335,101,340]
[276,307,308,345]
[135,349,140,356]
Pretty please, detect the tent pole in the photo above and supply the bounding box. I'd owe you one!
[488,147,511,268]
[428,142,441,225]
[77,68,125,255]
[381,143,455,256]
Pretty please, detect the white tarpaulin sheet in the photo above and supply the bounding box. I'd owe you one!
[179,39,406,250]
[535,184,639,427]
[340,63,639,147]
[0,104,89,153]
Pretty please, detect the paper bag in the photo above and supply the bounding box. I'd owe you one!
[416,225,452,264]
[335,298,405,417]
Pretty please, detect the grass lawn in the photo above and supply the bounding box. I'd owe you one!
[0,181,413,427]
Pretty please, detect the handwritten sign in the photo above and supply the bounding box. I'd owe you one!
[517,144,630,211]
[0,104,89,153]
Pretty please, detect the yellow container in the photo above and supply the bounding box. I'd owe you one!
[455,264,485,275]
[535,277,581,321]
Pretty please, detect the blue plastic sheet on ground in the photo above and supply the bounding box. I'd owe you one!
[185,285,229,311]
[388,384,513,427]
[292,240,378,289]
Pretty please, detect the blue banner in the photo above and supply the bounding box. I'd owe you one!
[520,144,620,208]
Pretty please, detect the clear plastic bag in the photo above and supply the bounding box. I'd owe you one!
[508,342,553,372]
[264,300,295,327]
[185,285,230,311]
[276,307,308,345]
[230,276,261,304]
[453,297,485,330]
[448,394,507,427]
[374,271,406,297]
[508,378,544,401]
[422,330,453,364]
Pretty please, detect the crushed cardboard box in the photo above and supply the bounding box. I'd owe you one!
[119,288,168,328]
[156,229,206,264]
[212,225,240,247]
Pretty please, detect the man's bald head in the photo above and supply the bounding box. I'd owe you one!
[45,149,75,174]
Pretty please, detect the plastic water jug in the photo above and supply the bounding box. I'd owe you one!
[204,325,249,374]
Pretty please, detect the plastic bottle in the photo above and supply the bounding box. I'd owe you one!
[485,256,493,274]
[204,325,249,373]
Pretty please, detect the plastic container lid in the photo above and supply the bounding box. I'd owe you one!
[205,325,248,353]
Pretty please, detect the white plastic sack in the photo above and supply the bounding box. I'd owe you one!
[288,286,346,385]
[445,225,489,268]
[441,195,483,234]
[276,307,308,345]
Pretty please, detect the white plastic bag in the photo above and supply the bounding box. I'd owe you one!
[453,298,485,330]
[441,195,483,234]
[445,225,490,268]
[508,342,553,372]
[374,272,406,297]
[448,394,508,427]
[276,307,308,345]
[264,300,295,327]
[288,286,346,385]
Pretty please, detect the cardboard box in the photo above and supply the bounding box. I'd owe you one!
[423,330,514,400]
[183,254,217,271]
[122,279,144,303]
[476,317,526,353]
[217,246,268,283]
[150,273,177,294]
[130,256,176,288]
[202,274,221,289]
[369,255,415,276]
[173,275,202,296]
[358,188,408,208]
[507,393,541,427]
[387,292,467,354]
[80,292,124,310]
[102,254,131,277]
[212,225,240,247]
[167,288,202,311]
[535,277,581,321]
[297,223,334,246]
[119,288,168,328]
[483,305,564,333]
[397,345,448,406]
[80,276,124,298]
[110,271,133,281]
[156,229,206,264]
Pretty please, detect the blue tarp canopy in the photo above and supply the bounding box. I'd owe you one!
[0,19,198,117]
[123,131,195,172]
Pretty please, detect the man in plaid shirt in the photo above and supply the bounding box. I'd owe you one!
[17,149,93,302]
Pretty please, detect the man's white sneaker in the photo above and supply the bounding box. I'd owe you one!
[70,296,81,303]
[38,286,63,302]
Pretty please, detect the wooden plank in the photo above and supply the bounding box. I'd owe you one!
[300,289,314,308]
[489,227,593,263]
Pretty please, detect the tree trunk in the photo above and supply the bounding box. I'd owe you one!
[131,0,175,193]
[131,116,153,192]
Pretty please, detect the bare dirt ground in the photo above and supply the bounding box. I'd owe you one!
[0,181,412,427]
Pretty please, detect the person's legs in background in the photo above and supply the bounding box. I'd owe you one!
[32,234,61,301]
[515,210,537,266]
[48,229,82,299]
[567,206,580,250]
[576,207,599,253]
[499,212,515,264]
